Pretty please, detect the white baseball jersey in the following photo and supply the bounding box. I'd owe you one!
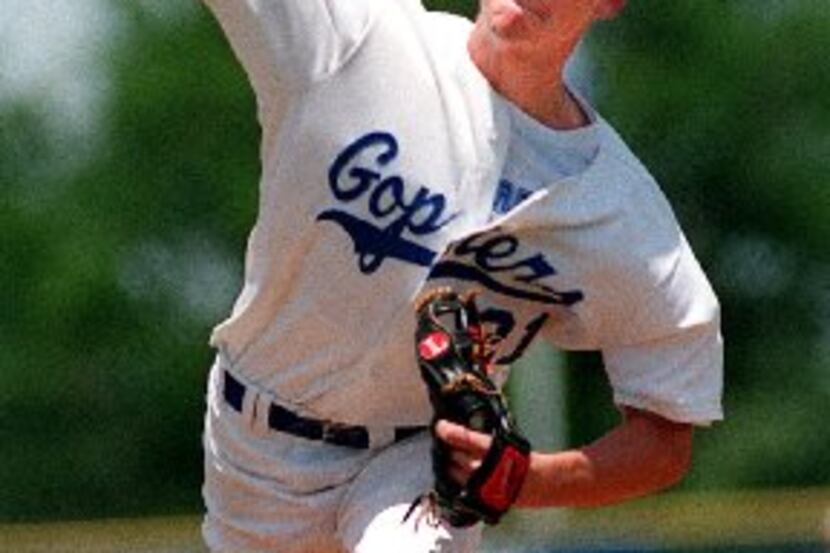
[203,0,723,429]
[431,98,724,425]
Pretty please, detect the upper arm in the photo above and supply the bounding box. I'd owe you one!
[590,191,724,426]
[203,0,378,91]
[603,311,724,426]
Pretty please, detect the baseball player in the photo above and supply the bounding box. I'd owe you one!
[200,0,723,552]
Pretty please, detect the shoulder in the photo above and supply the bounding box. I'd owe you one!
[588,117,684,259]
[351,3,474,70]
[569,119,719,342]
[403,5,475,53]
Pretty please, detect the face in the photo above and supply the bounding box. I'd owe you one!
[472,0,626,65]
[479,0,589,39]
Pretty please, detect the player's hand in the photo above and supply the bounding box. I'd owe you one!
[434,419,493,486]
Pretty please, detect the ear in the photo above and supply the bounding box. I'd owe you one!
[595,0,627,20]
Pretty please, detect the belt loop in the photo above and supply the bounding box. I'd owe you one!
[249,392,272,438]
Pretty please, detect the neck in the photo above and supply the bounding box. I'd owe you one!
[501,72,589,130]
[468,30,590,130]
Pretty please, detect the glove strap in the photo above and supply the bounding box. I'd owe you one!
[465,431,531,524]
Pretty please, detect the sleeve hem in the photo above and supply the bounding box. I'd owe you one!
[613,390,723,427]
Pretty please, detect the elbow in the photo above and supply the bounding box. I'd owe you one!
[662,448,691,489]
[626,408,694,491]
[655,422,694,490]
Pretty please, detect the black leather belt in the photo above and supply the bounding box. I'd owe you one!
[222,370,426,449]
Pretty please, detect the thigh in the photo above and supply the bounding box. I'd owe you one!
[202,368,369,553]
[336,433,483,553]
[203,442,346,553]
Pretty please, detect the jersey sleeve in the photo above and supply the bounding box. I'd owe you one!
[202,0,378,92]
[600,234,724,426]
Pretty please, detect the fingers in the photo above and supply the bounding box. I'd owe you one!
[435,419,492,454]
[435,419,493,486]
[448,448,482,486]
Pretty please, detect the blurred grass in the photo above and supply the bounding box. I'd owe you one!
[1,489,827,552]
[0,515,206,553]
[489,488,830,551]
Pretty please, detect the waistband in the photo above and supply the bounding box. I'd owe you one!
[221,369,426,449]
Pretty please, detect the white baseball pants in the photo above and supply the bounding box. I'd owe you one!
[201,363,482,553]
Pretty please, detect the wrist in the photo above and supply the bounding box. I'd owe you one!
[515,451,559,508]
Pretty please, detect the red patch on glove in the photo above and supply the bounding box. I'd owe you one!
[478,445,530,511]
[418,331,451,360]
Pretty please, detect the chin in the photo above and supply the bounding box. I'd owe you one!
[484,0,537,39]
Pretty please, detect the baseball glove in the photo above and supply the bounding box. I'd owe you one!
[407,289,531,527]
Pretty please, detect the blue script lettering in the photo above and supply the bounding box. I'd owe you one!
[492,179,533,216]
[319,132,458,274]
[455,232,555,285]
[477,307,550,365]
[429,228,584,306]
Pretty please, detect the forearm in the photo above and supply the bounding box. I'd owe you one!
[516,409,694,508]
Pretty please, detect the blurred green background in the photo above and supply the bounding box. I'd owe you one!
[1,0,828,546]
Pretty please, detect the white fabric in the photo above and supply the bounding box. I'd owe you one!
[203,0,723,445]
[428,117,723,424]
[203,362,481,553]
[204,0,507,427]
[491,102,599,216]
[468,96,723,425]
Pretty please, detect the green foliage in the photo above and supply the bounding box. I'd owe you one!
[424,0,475,18]
[1,4,258,520]
[1,0,827,522]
